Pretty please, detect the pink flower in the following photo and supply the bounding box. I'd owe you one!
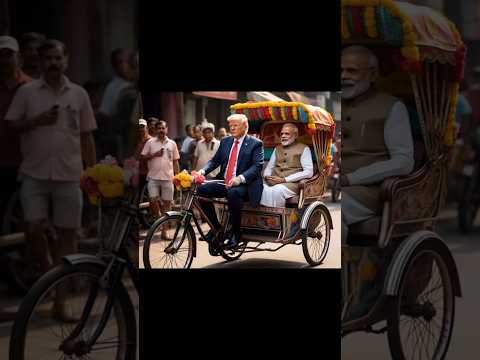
[193,174,205,184]
[81,176,99,195]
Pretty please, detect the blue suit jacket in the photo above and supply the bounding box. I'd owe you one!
[202,135,264,207]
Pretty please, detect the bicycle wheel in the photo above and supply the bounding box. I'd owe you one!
[143,214,195,269]
[302,206,331,266]
[10,262,137,360]
[387,244,455,360]
[219,239,247,262]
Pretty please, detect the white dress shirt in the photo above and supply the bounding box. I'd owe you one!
[225,134,247,183]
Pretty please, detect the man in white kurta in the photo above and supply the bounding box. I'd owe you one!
[341,45,415,244]
[260,123,314,208]
[341,45,415,322]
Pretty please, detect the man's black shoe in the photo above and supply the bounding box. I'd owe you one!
[225,231,241,250]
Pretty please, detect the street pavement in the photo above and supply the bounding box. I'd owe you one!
[341,205,480,359]
[139,196,341,269]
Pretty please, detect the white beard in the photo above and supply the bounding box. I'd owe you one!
[281,138,295,147]
[341,79,371,99]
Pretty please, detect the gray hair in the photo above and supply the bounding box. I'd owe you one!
[342,45,379,70]
[282,123,299,137]
[227,113,248,126]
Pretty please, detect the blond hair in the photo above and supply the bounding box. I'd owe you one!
[226,113,248,125]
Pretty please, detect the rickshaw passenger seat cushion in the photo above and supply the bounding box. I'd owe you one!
[285,196,300,206]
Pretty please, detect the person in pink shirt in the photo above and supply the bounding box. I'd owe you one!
[141,120,180,230]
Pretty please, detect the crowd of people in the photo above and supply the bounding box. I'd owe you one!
[0,33,139,320]
[137,116,230,222]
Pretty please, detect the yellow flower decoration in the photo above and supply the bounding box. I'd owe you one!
[89,194,99,206]
[365,6,378,38]
[269,106,275,121]
[173,171,193,190]
[98,182,124,198]
[445,83,459,146]
[280,106,287,121]
[342,0,420,63]
[292,106,298,121]
[325,138,333,166]
[341,9,350,39]
[289,211,299,224]
[361,257,377,281]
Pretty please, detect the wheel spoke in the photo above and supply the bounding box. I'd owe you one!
[393,250,453,360]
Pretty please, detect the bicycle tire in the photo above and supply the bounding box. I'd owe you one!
[10,262,137,360]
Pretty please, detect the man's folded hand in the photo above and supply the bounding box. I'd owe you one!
[226,176,242,188]
[265,176,285,186]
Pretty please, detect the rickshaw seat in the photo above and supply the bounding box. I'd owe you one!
[348,159,440,245]
[285,196,300,207]
[349,217,381,237]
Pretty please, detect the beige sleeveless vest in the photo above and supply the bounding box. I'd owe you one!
[342,88,398,213]
[272,141,308,193]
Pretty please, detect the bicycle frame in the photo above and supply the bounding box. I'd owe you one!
[164,181,230,253]
[60,198,139,351]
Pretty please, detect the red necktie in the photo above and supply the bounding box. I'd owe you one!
[225,140,240,185]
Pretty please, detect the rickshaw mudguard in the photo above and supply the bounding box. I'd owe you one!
[164,211,197,257]
[383,230,461,297]
[300,201,334,231]
[62,254,108,268]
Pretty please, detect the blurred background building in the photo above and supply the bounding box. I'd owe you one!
[0,0,138,86]
[142,91,341,141]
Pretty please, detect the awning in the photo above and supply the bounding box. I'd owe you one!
[286,91,312,104]
[247,91,286,102]
[192,91,238,100]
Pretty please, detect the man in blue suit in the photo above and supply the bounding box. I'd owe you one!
[197,113,263,250]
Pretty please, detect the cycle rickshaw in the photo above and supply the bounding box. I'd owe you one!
[142,101,336,268]
[341,1,463,359]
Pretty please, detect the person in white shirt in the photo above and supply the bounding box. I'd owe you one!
[192,122,220,178]
[341,45,415,322]
[180,124,194,170]
[260,123,313,207]
[341,45,414,244]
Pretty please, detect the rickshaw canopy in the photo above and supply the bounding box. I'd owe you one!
[230,101,336,134]
[341,0,465,80]
[230,101,336,168]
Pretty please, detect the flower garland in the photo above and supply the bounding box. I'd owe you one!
[292,106,299,121]
[280,106,287,121]
[172,170,205,191]
[341,8,351,39]
[269,106,275,121]
[444,83,459,147]
[230,101,335,135]
[365,6,378,38]
[80,155,139,205]
[447,19,466,82]
[342,0,420,65]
